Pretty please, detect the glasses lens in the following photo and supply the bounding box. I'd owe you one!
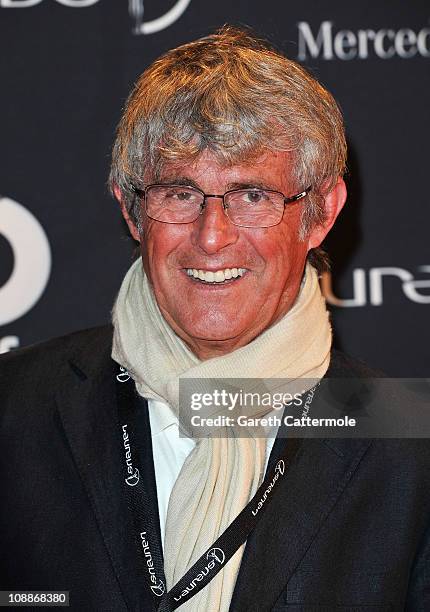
[225,190,284,227]
[146,186,203,223]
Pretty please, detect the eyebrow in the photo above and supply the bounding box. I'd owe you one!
[155,175,281,192]
[227,181,278,191]
[157,176,200,188]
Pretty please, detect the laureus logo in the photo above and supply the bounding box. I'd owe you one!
[252,459,285,517]
[206,547,225,565]
[122,424,140,486]
[151,581,165,597]
[320,267,430,307]
[275,459,285,475]
[116,366,131,383]
[129,0,192,35]
[173,547,225,603]
[140,532,166,596]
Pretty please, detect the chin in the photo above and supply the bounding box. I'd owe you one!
[178,316,246,344]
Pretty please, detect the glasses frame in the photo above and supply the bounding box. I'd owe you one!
[130,183,312,228]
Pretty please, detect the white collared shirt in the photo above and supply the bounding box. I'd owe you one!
[147,398,277,548]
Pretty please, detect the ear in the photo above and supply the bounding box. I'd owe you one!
[307,177,347,250]
[113,183,141,242]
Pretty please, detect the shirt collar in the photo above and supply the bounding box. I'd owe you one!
[147,398,178,436]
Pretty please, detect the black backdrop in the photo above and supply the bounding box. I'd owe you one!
[1,0,429,376]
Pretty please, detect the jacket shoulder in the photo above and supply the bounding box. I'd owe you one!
[327,348,386,378]
[0,324,113,393]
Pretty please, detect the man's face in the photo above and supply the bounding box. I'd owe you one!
[129,150,337,358]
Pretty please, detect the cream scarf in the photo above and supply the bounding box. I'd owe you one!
[112,259,332,611]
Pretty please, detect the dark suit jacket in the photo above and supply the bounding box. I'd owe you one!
[1,325,429,611]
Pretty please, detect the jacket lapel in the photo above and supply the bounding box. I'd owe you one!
[55,327,156,612]
[230,436,372,612]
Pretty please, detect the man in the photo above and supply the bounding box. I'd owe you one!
[1,26,429,611]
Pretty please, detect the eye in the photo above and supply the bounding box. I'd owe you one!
[243,190,267,204]
[165,188,194,201]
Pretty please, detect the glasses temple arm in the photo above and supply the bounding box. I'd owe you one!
[130,183,145,198]
[284,186,312,204]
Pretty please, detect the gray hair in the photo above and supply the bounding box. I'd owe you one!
[109,26,347,270]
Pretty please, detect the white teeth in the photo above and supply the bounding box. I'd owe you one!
[186,267,247,283]
[213,270,225,282]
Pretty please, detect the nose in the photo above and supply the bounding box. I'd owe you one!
[191,196,239,255]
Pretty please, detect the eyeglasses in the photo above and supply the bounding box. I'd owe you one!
[130,183,312,228]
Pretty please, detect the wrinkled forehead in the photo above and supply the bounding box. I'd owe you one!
[148,147,296,190]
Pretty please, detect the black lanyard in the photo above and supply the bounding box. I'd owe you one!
[115,366,302,611]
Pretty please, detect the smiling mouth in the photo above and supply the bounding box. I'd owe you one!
[185,267,247,284]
